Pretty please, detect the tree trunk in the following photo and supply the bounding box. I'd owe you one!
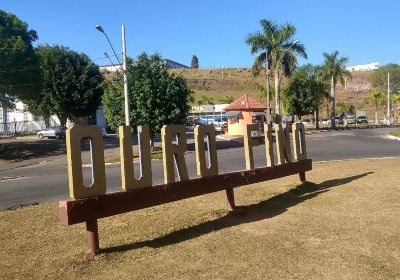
[329,76,336,128]
[315,107,320,129]
[265,61,271,124]
[374,103,378,124]
[274,70,281,123]
[57,114,68,127]
[150,133,155,151]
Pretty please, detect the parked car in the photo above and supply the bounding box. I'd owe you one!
[356,115,368,124]
[342,112,355,124]
[214,122,227,133]
[327,116,343,126]
[37,126,67,139]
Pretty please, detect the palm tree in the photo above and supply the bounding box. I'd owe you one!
[366,89,385,124]
[391,93,400,123]
[320,51,352,128]
[246,19,307,121]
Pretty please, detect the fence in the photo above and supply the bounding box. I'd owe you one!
[0,119,58,136]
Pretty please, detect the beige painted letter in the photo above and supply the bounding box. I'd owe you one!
[264,123,274,167]
[119,125,152,190]
[274,123,292,165]
[66,125,106,199]
[243,124,259,170]
[292,122,307,161]
[194,125,218,177]
[161,125,189,183]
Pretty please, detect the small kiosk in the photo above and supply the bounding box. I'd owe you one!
[224,95,266,136]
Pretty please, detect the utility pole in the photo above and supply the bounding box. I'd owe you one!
[386,73,390,125]
[122,25,130,126]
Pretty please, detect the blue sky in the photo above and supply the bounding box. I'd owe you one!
[2,0,400,68]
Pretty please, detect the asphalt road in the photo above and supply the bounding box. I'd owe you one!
[0,127,399,210]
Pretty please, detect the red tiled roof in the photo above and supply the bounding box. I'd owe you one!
[224,95,266,112]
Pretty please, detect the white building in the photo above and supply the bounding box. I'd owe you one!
[346,62,379,72]
[0,100,106,135]
[99,64,122,72]
[0,101,60,135]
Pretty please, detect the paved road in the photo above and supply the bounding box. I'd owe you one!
[0,127,399,210]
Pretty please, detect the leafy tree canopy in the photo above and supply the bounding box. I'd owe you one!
[369,63,400,93]
[245,19,307,77]
[320,50,352,85]
[25,45,103,126]
[197,95,214,105]
[191,55,199,69]
[219,95,234,104]
[336,101,355,115]
[102,53,192,134]
[0,10,40,105]
[282,65,327,119]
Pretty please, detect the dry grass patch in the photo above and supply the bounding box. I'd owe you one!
[101,148,163,163]
[1,158,400,279]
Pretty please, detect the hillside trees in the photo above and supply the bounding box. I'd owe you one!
[102,53,192,136]
[25,45,104,126]
[219,95,234,104]
[0,10,40,108]
[197,95,214,105]
[246,19,307,121]
[369,64,400,93]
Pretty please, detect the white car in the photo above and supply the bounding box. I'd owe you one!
[37,126,67,139]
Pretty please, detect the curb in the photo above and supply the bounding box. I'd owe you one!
[386,134,400,141]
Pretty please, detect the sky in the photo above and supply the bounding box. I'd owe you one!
[2,0,400,68]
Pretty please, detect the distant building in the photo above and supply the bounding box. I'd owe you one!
[164,59,190,69]
[99,58,189,72]
[99,64,122,73]
[346,62,379,72]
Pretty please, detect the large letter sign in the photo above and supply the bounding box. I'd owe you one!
[59,123,312,254]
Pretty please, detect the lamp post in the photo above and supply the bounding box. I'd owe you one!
[96,24,130,126]
[265,39,299,124]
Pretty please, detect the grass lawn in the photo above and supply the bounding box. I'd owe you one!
[103,147,163,163]
[1,158,400,279]
[389,130,400,138]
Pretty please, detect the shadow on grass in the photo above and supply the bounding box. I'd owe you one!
[101,172,373,254]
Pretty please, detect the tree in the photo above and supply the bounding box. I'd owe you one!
[391,93,400,124]
[366,89,385,124]
[245,19,307,121]
[336,101,355,115]
[0,10,40,107]
[191,55,199,69]
[197,95,214,105]
[103,53,192,136]
[282,65,327,122]
[219,95,234,104]
[25,45,104,126]
[369,64,400,93]
[320,51,352,128]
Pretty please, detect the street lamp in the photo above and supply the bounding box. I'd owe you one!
[265,39,300,124]
[96,24,130,126]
